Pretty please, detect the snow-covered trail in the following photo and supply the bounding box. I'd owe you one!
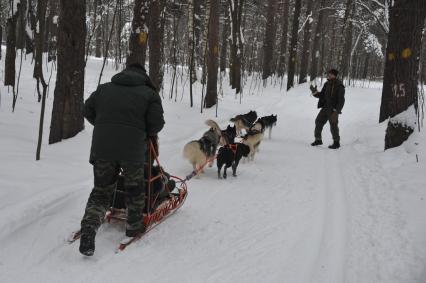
[1,57,425,283]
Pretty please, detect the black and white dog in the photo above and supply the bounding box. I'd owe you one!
[251,115,277,139]
[230,110,258,136]
[261,115,277,139]
[220,125,237,145]
[217,143,250,179]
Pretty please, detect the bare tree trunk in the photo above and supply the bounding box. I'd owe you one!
[309,0,326,82]
[15,0,27,50]
[4,11,18,88]
[85,0,99,62]
[228,0,244,94]
[380,0,426,149]
[327,17,336,67]
[95,11,102,58]
[188,0,195,106]
[0,0,2,60]
[194,0,203,68]
[49,0,86,144]
[277,0,289,78]
[338,0,355,80]
[286,0,301,91]
[298,0,314,84]
[148,0,165,90]
[219,0,229,73]
[261,0,277,81]
[47,0,59,61]
[34,0,48,160]
[205,0,219,108]
[127,0,149,66]
[0,25,2,60]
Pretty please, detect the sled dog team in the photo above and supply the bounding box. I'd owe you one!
[183,111,277,179]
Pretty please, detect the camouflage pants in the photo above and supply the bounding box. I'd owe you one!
[314,108,340,142]
[81,160,145,232]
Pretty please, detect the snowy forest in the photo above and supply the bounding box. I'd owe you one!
[1,0,426,282]
[1,0,425,156]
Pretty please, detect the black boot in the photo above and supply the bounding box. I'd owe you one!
[311,140,323,146]
[328,141,340,149]
[126,223,146,237]
[79,228,96,256]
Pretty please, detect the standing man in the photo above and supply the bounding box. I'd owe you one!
[310,69,345,149]
[79,63,165,256]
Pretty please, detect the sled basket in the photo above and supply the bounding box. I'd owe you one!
[105,140,188,231]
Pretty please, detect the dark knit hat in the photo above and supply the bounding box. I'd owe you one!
[328,69,339,77]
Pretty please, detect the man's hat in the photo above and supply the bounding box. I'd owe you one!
[328,69,339,77]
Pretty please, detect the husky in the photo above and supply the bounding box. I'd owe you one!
[250,119,265,133]
[217,143,250,179]
[230,110,258,136]
[183,120,223,177]
[220,125,237,145]
[259,114,277,139]
[241,130,264,161]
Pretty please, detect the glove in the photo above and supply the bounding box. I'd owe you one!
[310,85,318,94]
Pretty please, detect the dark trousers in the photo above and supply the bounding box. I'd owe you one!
[81,160,145,233]
[314,108,340,142]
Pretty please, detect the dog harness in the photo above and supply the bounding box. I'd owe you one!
[225,144,238,159]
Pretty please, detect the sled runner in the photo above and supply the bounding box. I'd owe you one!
[68,141,188,251]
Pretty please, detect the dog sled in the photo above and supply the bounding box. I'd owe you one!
[69,141,188,252]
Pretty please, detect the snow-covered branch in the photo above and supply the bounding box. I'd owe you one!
[356,0,389,34]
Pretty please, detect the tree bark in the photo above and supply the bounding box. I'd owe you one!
[219,0,229,73]
[262,0,278,81]
[47,0,59,61]
[338,0,355,79]
[16,0,27,50]
[298,0,314,84]
[228,0,244,94]
[379,0,426,149]
[127,0,149,66]
[188,0,195,106]
[95,9,102,58]
[34,0,48,160]
[49,0,86,144]
[0,25,2,60]
[4,13,18,87]
[286,0,301,91]
[277,0,289,78]
[148,0,165,90]
[309,0,326,82]
[205,0,219,108]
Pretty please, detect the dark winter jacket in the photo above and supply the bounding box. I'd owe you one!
[84,67,165,163]
[314,79,345,113]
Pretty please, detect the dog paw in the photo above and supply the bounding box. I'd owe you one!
[232,174,237,177]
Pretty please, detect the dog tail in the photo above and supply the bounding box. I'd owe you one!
[205,119,222,136]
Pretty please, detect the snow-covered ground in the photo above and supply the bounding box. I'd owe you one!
[0,53,425,283]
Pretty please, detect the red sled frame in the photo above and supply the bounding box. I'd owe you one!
[69,141,188,251]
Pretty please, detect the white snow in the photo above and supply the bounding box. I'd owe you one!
[389,105,417,128]
[0,49,425,283]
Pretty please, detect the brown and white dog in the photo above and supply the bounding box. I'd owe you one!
[183,120,224,177]
[241,129,264,161]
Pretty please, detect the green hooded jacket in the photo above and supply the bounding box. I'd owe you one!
[84,67,165,163]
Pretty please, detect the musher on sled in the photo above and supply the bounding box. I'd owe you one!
[79,63,165,256]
